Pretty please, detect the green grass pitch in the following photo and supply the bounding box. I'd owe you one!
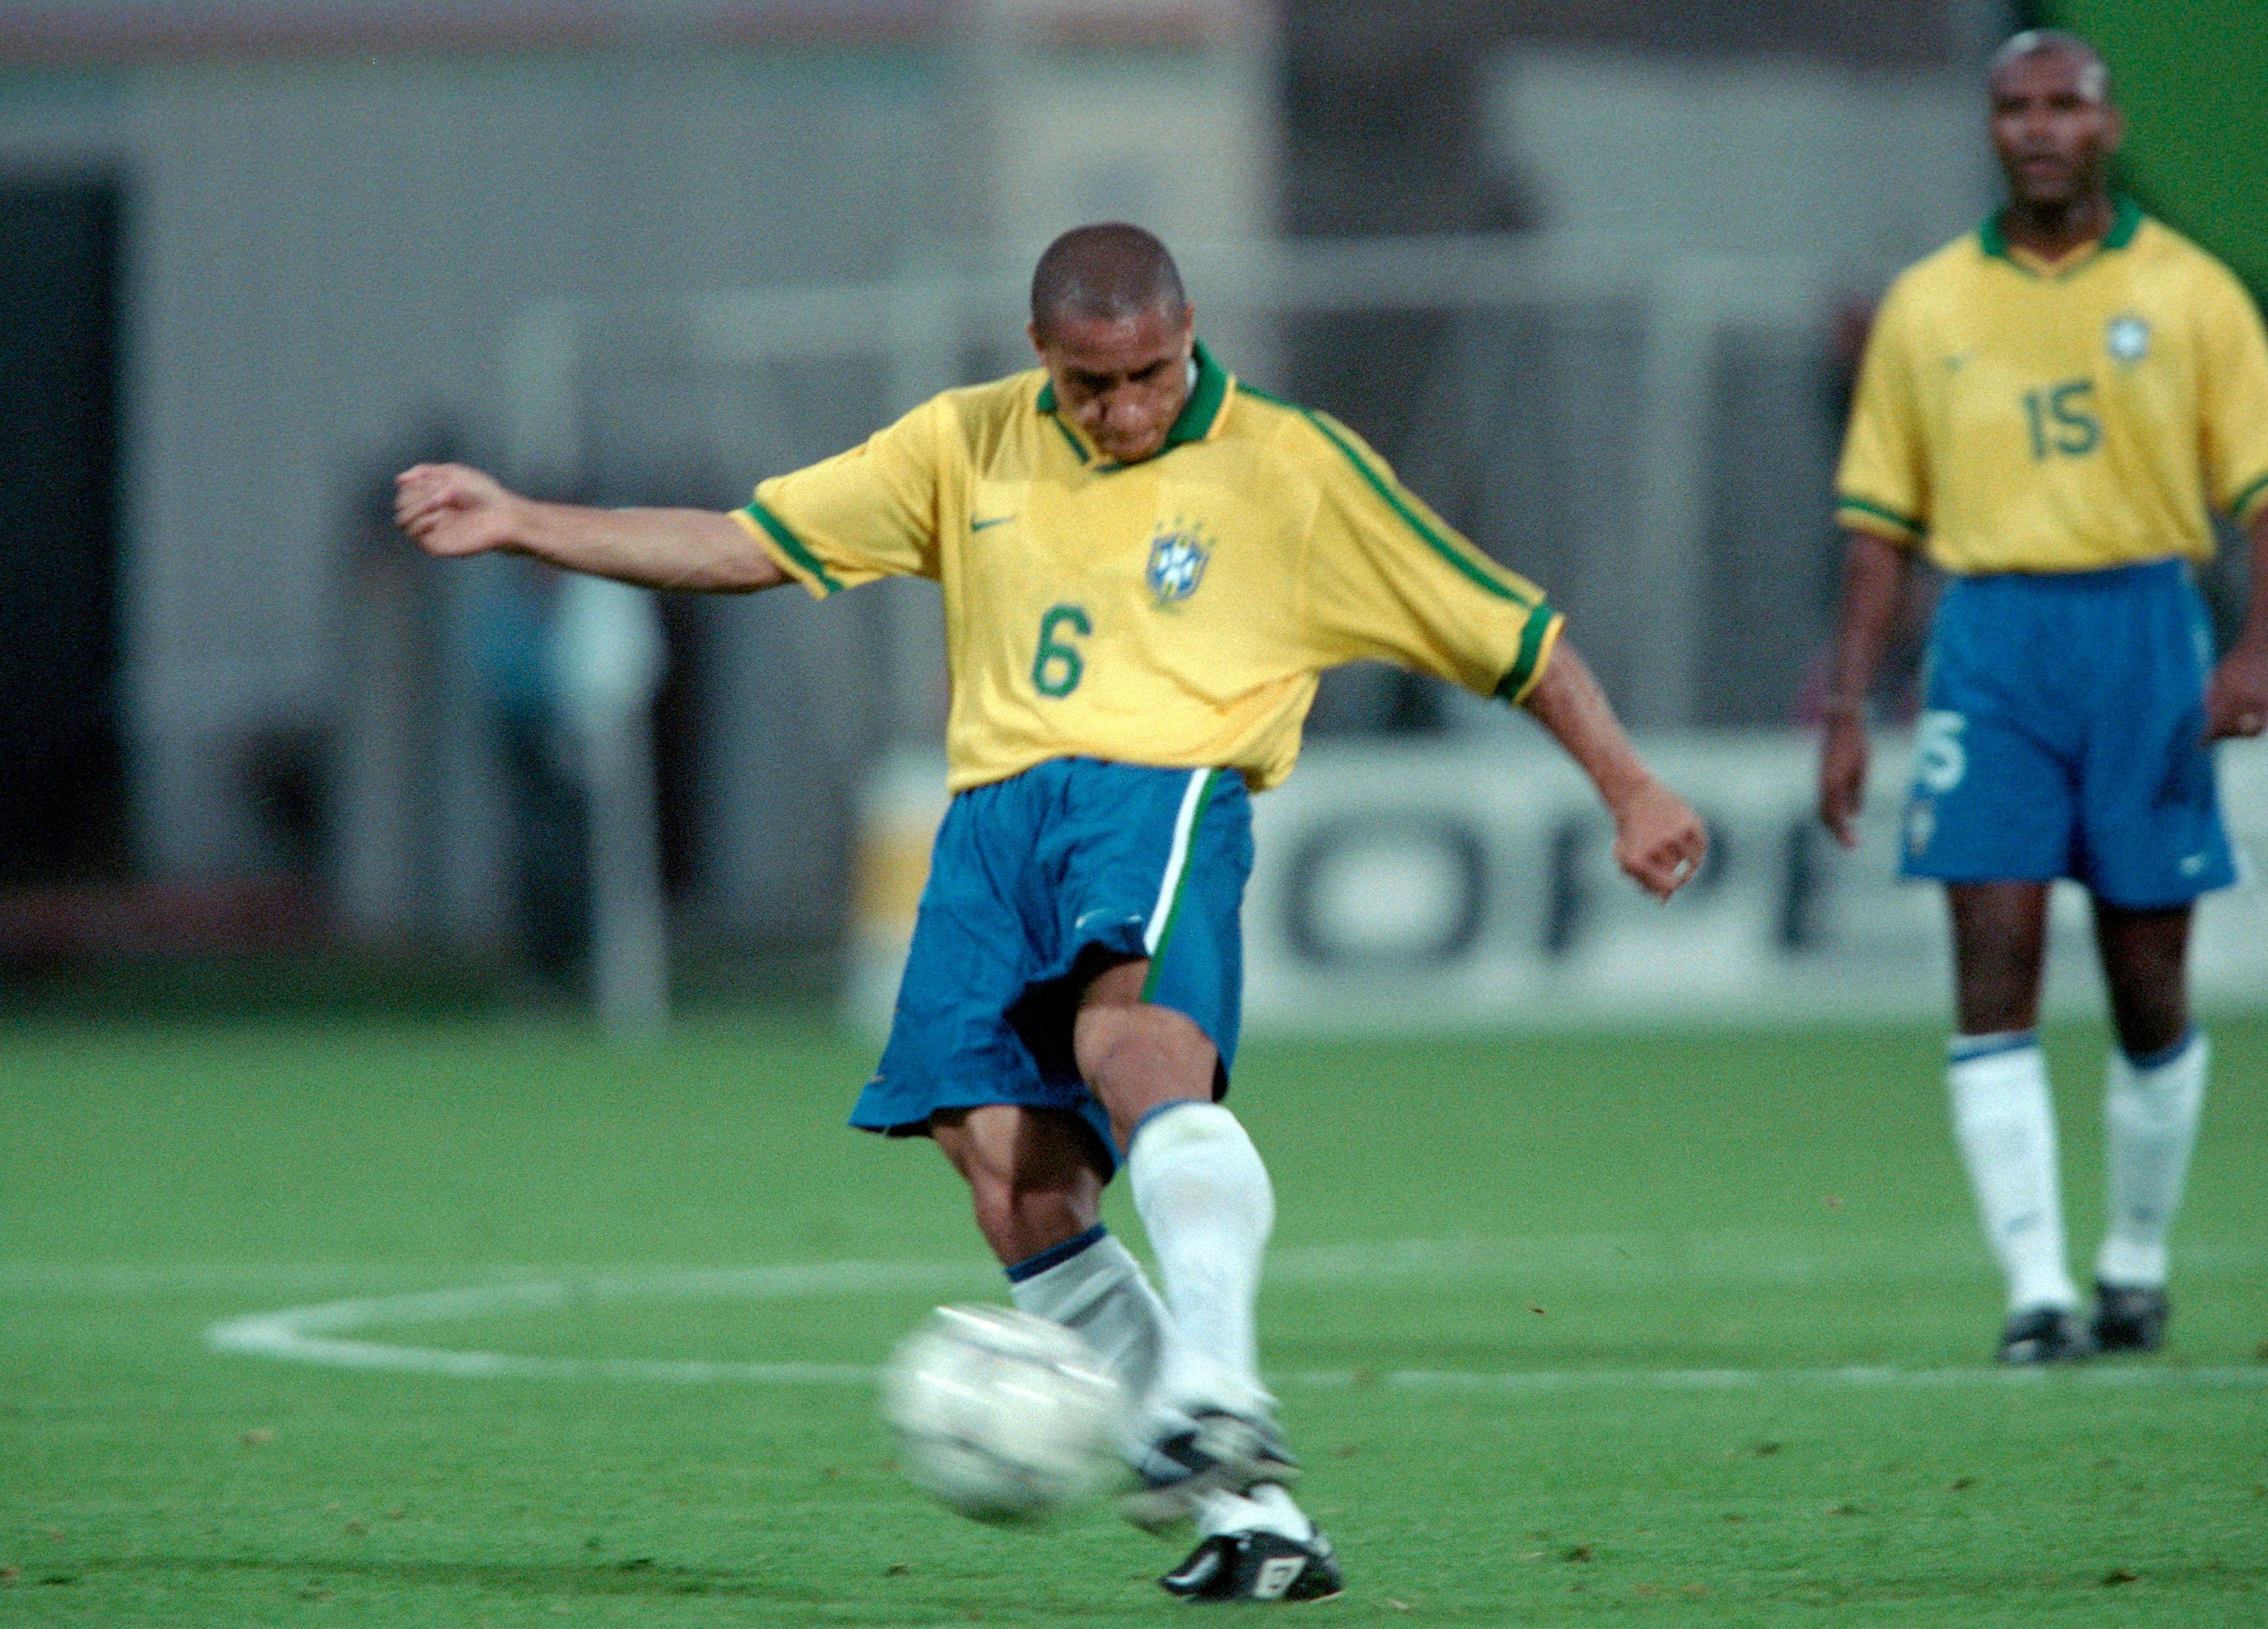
[3,1011,2265,1624]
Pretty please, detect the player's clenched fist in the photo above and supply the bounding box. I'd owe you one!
[1611,778,1708,901]
[2204,642,2268,741]
[394,463,522,558]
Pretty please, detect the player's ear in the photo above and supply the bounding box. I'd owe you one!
[2102,103,2125,156]
[1027,319,1046,360]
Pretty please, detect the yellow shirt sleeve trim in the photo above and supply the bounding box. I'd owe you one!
[2233,469,2268,525]
[730,502,837,600]
[1496,608,1565,707]
[1835,495,1924,543]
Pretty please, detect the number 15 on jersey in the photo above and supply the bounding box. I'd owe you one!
[2023,379,2101,461]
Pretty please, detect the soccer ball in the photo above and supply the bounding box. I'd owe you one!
[881,1304,1127,1524]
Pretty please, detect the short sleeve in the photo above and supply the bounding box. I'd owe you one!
[2196,266,2268,525]
[1294,411,1563,704]
[731,397,945,597]
[1834,282,1930,544]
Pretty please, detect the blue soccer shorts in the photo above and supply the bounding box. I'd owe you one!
[1900,557,2237,909]
[852,757,1253,1175]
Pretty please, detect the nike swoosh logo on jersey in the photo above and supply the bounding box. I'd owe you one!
[970,515,1015,532]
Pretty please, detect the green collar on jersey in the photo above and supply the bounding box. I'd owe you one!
[1035,341,1233,463]
[1979,195,2143,273]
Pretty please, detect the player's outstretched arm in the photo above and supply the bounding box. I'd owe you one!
[393,463,788,593]
[1520,642,1707,900]
[1816,530,1909,849]
[2204,508,2268,741]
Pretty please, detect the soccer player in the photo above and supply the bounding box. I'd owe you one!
[399,223,1707,1600]
[1820,33,2268,1365]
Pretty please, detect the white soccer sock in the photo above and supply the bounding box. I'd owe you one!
[1125,1101,1274,1421]
[1005,1226,1173,1411]
[1947,1035,2080,1313]
[2095,1032,2207,1291]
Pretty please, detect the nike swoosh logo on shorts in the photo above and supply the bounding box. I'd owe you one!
[971,515,1015,532]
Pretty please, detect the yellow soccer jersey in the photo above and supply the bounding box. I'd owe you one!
[1836,201,2268,575]
[731,344,1562,793]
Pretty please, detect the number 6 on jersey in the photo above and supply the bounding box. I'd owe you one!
[1033,603,1091,698]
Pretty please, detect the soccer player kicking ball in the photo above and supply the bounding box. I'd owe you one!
[400,223,1706,1602]
[1820,33,2268,1365]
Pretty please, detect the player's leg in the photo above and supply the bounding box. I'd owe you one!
[2091,902,2192,1059]
[1905,573,2090,1362]
[1948,879,2049,1036]
[929,1102,1186,1396]
[925,1102,1333,1591]
[854,773,1183,1406]
[1074,960,1272,1426]
[852,764,1332,1595]
[931,1034,1329,1595]
[1072,967,1338,1600]
[1018,761,1281,1452]
[1074,965,1289,1462]
[930,1102,1106,1264]
[1944,881,2090,1360]
[1024,765,1333,1598]
[2086,903,2206,1352]
[2070,560,2235,1353]
[2077,567,2232,1361]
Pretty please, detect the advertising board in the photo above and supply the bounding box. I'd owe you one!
[849,732,2268,1034]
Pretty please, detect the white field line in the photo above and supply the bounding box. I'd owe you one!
[205,1260,987,1386]
[182,1241,2268,1393]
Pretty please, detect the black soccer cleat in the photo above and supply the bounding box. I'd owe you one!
[2092,1281,2170,1353]
[1123,1412,1301,1533]
[1160,1527,1344,1604]
[1997,1306,2096,1365]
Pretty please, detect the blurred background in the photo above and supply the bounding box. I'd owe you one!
[2,0,2263,1028]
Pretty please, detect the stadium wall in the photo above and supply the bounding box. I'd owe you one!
[0,44,952,896]
[0,2,1275,956]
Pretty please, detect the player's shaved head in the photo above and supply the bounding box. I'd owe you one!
[1986,28,2121,223]
[1026,224,1197,465]
[1989,29,2109,102]
[1030,223,1188,342]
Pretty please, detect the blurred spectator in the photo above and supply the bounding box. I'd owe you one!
[470,558,589,988]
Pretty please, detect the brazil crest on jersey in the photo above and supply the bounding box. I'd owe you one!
[1837,202,2268,575]
[731,344,1563,792]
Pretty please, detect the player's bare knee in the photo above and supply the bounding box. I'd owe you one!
[1074,1002,1212,1096]
[1947,883,2049,1030]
